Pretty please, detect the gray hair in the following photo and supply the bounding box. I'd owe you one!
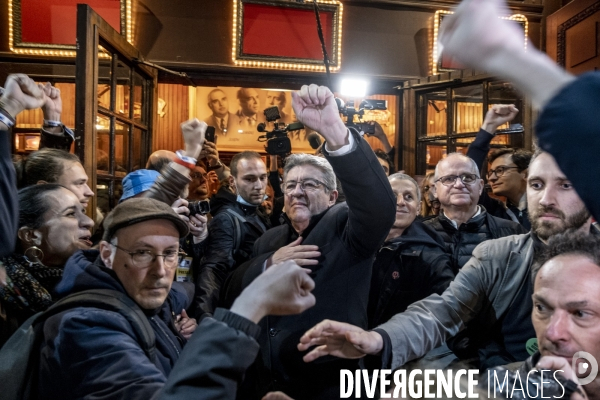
[434,152,479,179]
[388,172,421,202]
[283,153,337,192]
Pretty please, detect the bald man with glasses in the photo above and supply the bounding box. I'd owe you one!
[425,152,526,273]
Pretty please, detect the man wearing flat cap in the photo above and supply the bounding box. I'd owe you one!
[35,197,317,399]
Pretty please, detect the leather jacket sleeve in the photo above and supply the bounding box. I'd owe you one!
[143,163,191,206]
[0,130,17,258]
[160,309,260,400]
[191,212,236,320]
[39,126,74,150]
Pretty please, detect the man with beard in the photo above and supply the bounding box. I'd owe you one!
[299,150,596,371]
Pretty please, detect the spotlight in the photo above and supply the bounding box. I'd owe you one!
[340,78,368,98]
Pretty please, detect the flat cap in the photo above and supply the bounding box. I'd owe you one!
[102,197,189,241]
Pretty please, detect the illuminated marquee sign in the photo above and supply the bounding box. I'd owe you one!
[233,0,343,71]
[9,0,132,57]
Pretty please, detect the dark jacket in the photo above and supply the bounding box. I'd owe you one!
[0,129,17,258]
[424,206,527,273]
[192,187,269,320]
[38,250,190,399]
[467,128,531,229]
[536,72,600,221]
[37,250,263,400]
[39,126,74,150]
[368,219,455,328]
[372,233,537,370]
[225,133,396,399]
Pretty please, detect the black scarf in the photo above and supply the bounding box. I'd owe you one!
[0,254,63,315]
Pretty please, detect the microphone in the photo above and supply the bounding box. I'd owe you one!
[307,132,322,150]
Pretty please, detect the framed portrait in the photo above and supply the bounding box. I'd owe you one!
[233,0,343,71]
[191,86,315,154]
[9,0,132,56]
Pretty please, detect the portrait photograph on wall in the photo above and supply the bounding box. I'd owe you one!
[191,86,315,153]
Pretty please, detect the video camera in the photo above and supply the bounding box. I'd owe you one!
[336,98,387,135]
[257,106,304,156]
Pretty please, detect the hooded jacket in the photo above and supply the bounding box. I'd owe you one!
[38,250,190,399]
[368,219,455,328]
[192,187,269,320]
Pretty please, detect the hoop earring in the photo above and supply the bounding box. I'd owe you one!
[24,246,44,262]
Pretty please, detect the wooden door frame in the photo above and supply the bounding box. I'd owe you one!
[75,4,157,222]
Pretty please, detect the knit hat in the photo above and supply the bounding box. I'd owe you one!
[119,169,160,203]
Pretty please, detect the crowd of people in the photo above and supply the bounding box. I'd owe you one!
[0,0,599,398]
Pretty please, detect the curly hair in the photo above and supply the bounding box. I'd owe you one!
[531,231,600,282]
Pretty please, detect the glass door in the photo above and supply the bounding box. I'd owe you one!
[75,5,156,221]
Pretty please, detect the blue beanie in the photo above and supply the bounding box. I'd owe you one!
[120,169,161,203]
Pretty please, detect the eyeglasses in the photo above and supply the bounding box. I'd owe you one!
[112,244,182,269]
[282,179,329,194]
[487,166,519,179]
[435,173,480,186]
[190,172,208,180]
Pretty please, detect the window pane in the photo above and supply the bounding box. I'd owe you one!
[132,127,144,170]
[453,85,483,134]
[96,178,112,217]
[488,81,522,131]
[96,113,111,173]
[96,179,123,215]
[426,145,447,172]
[115,61,131,117]
[133,72,145,123]
[456,146,468,155]
[55,83,76,128]
[422,90,447,137]
[97,45,112,110]
[115,120,129,176]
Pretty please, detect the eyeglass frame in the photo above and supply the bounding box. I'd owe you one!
[190,171,209,180]
[281,178,331,194]
[487,165,520,179]
[111,244,185,269]
[435,173,481,187]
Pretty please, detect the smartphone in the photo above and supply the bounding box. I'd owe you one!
[205,126,216,143]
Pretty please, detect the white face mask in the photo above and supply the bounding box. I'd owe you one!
[236,194,255,206]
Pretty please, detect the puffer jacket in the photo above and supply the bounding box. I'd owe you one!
[368,219,455,328]
[192,187,269,320]
[38,250,190,399]
[424,206,527,273]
